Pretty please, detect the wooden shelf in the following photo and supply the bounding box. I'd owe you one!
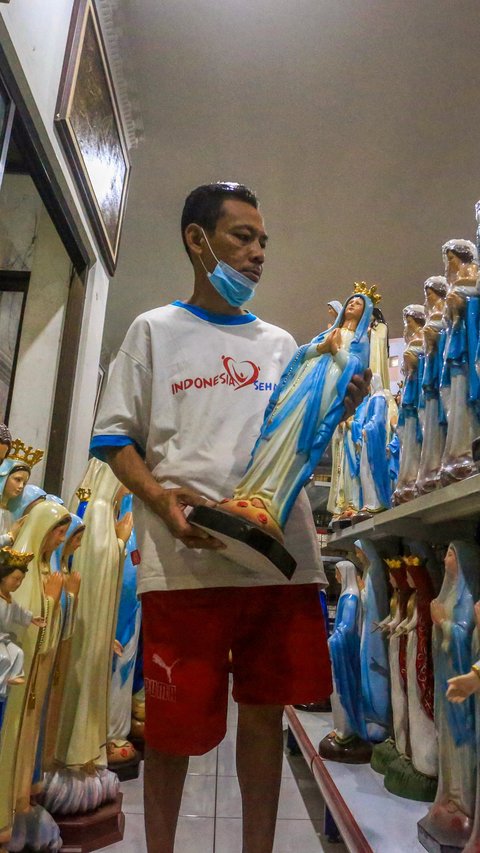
[328,473,480,547]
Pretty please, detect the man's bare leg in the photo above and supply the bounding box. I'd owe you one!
[144,745,189,852]
[236,703,284,853]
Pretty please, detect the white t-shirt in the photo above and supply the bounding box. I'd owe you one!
[92,301,327,593]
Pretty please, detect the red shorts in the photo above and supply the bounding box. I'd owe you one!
[142,584,332,755]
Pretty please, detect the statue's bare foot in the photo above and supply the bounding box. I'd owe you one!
[7,675,25,685]
[107,739,136,764]
[219,498,284,543]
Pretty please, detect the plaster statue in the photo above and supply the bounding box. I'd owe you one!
[41,461,131,816]
[319,560,371,762]
[327,299,342,328]
[0,548,43,698]
[371,558,410,775]
[416,276,448,494]
[357,374,397,520]
[354,539,391,744]
[108,490,141,768]
[393,305,426,504]
[0,501,70,845]
[439,240,480,484]
[384,556,437,802]
[419,541,480,849]
[220,289,373,542]
[446,601,480,852]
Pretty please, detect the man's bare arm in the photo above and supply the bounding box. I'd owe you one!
[106,444,224,550]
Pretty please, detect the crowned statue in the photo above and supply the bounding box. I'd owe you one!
[393,304,426,504]
[416,276,448,494]
[439,239,480,484]
[0,548,41,699]
[383,555,438,802]
[41,461,131,821]
[190,286,374,574]
[418,541,480,851]
[371,558,410,775]
[0,500,70,848]
[0,439,44,548]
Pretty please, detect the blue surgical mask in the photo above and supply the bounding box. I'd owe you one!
[200,230,258,307]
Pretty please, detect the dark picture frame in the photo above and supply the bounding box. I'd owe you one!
[0,272,29,423]
[54,0,131,275]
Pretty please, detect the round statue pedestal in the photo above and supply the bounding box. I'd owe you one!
[53,793,125,853]
[318,731,372,764]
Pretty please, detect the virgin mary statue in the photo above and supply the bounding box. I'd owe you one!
[221,288,373,541]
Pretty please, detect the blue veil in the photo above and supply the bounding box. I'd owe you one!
[9,484,46,520]
[0,458,31,508]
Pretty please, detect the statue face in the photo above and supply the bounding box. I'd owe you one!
[42,520,70,558]
[63,528,85,558]
[4,469,30,501]
[0,568,26,594]
[327,305,338,326]
[444,546,458,578]
[343,296,364,324]
[195,199,268,284]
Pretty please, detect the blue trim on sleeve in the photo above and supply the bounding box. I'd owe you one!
[172,300,256,325]
[89,434,145,461]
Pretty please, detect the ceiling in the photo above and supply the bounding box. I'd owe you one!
[103,0,480,354]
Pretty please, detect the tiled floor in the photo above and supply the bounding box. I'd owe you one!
[99,699,346,852]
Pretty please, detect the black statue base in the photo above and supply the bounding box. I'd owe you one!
[108,749,141,781]
[473,436,480,471]
[188,505,297,581]
[318,731,372,764]
[330,516,355,532]
[417,817,464,853]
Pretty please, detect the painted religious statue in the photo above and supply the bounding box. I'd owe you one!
[199,287,374,561]
[319,560,371,762]
[0,548,43,699]
[416,276,448,494]
[357,374,397,521]
[418,541,480,851]
[439,239,480,484]
[393,304,426,504]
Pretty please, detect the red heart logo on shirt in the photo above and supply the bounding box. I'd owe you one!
[222,356,260,389]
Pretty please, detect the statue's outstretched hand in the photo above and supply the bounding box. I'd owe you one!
[343,369,371,420]
[446,671,480,703]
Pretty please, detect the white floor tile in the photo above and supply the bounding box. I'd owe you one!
[179,772,216,817]
[175,816,214,852]
[215,773,323,820]
[188,748,218,775]
[120,763,144,814]
[96,811,147,852]
[217,735,295,778]
[214,817,326,852]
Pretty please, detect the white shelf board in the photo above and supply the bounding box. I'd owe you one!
[288,708,429,853]
[328,473,480,546]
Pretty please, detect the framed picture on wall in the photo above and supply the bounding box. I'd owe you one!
[54,0,131,275]
[0,272,29,423]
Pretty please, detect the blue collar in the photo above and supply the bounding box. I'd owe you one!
[172,300,257,325]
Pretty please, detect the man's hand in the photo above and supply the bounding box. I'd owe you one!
[343,369,371,420]
[149,487,225,550]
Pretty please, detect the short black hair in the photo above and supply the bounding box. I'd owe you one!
[181,182,259,258]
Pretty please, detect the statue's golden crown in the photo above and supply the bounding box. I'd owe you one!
[0,547,34,568]
[384,557,402,569]
[7,438,44,468]
[353,282,382,305]
[76,487,92,503]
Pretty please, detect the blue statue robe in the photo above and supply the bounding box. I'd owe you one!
[242,294,373,528]
[113,493,141,688]
[329,590,366,739]
[363,393,391,509]
[355,538,391,742]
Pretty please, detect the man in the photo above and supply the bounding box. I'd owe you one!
[91,182,368,853]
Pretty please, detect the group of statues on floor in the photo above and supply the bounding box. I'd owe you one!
[326,228,480,527]
[0,433,145,853]
[321,536,480,852]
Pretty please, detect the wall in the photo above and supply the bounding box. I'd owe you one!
[0,1,112,496]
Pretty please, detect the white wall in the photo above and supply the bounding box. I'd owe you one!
[8,204,71,486]
[0,1,113,495]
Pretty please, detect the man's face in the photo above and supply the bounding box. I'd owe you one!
[203,199,268,283]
